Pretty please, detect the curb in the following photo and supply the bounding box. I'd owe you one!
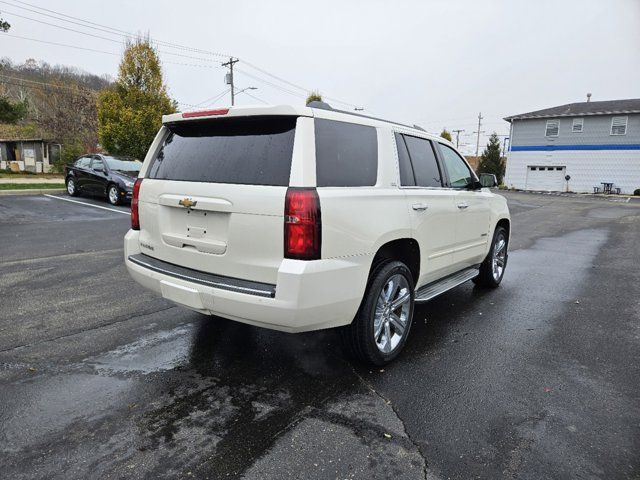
[0,188,67,196]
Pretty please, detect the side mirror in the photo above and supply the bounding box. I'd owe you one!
[479,173,498,188]
[467,180,483,190]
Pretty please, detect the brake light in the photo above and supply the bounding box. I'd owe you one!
[131,178,142,230]
[182,108,229,118]
[284,188,321,260]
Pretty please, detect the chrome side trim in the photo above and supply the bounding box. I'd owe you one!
[128,254,276,298]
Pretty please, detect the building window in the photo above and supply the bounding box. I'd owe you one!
[545,120,559,137]
[610,116,628,135]
[572,118,584,133]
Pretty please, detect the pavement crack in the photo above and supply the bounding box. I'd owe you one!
[349,364,429,480]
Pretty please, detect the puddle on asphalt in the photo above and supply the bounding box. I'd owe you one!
[0,373,132,453]
[88,324,194,374]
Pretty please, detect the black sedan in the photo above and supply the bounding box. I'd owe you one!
[64,154,142,206]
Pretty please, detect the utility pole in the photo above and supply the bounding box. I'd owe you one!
[473,112,485,157]
[452,129,465,148]
[222,57,239,106]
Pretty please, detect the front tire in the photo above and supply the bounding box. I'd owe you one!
[66,177,79,196]
[343,261,415,366]
[107,184,120,206]
[473,225,508,288]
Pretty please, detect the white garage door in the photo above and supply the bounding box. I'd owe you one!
[525,166,566,191]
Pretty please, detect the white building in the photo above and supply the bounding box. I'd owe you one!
[504,98,640,194]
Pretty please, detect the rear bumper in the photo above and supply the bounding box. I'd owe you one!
[124,230,371,332]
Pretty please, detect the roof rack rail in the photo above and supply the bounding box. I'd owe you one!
[307,101,333,110]
[308,101,422,131]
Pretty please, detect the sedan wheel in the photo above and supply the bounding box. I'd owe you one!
[108,185,120,206]
[66,178,78,196]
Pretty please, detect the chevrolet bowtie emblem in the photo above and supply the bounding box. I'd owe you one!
[179,198,197,208]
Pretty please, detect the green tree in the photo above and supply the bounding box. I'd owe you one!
[0,96,27,123]
[306,90,322,105]
[97,37,176,160]
[0,11,10,32]
[440,128,452,142]
[478,132,505,184]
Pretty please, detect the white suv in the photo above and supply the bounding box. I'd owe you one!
[124,102,510,365]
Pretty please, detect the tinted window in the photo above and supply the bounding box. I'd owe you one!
[315,119,377,187]
[394,133,415,186]
[147,116,296,186]
[403,135,442,187]
[75,156,91,168]
[438,144,474,188]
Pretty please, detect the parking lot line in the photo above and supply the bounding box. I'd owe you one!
[44,194,131,215]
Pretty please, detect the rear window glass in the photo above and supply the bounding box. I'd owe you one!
[315,119,378,187]
[402,135,442,188]
[147,116,296,186]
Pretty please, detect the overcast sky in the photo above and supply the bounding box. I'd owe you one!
[1,0,639,154]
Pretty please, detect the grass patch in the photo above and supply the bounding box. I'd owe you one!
[0,183,66,190]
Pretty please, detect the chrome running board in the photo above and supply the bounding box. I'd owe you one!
[414,267,479,303]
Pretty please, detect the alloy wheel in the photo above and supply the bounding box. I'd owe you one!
[66,179,75,195]
[108,186,119,205]
[492,233,507,281]
[373,274,411,354]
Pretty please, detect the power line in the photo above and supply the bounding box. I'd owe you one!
[194,88,231,108]
[1,33,221,69]
[239,90,269,105]
[0,9,223,64]
[0,0,231,58]
[1,0,361,109]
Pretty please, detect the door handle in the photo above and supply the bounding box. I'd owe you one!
[457,202,469,209]
[412,203,429,211]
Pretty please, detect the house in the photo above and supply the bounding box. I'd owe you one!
[0,124,61,173]
[503,98,640,194]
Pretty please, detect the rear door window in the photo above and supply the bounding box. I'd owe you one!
[90,157,104,171]
[394,133,415,186]
[75,156,91,169]
[315,119,378,187]
[397,134,442,187]
[147,116,297,186]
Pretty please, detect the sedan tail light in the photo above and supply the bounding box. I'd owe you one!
[284,188,321,260]
[131,178,143,230]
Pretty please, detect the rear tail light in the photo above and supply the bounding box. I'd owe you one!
[284,188,321,260]
[131,178,143,230]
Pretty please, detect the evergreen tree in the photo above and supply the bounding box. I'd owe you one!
[478,132,505,184]
[440,129,452,142]
[97,37,176,160]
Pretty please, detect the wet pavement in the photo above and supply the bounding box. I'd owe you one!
[0,192,639,479]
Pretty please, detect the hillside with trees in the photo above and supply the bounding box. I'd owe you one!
[0,57,112,168]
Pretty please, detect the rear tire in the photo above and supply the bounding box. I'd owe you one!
[66,177,79,196]
[473,225,508,288]
[342,260,415,366]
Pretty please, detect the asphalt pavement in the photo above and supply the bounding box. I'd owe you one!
[0,191,638,479]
